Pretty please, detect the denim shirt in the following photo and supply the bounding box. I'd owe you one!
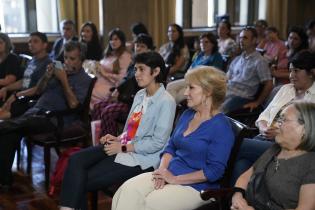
[114,84,176,169]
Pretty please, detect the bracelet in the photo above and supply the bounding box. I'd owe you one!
[233,187,246,197]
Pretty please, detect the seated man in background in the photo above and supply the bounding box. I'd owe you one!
[222,27,273,113]
[50,19,78,62]
[0,32,51,119]
[0,41,92,191]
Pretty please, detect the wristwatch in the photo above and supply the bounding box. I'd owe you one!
[121,144,127,153]
[233,187,246,197]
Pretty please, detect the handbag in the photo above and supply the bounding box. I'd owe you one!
[245,157,275,210]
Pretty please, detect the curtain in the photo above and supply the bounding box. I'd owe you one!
[59,0,100,34]
[76,0,100,31]
[59,0,76,27]
[147,0,176,49]
[265,0,288,40]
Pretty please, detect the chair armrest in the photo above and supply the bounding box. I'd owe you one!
[200,188,234,201]
[43,104,83,129]
[44,106,82,118]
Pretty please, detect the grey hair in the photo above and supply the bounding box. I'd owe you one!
[293,102,315,151]
[64,41,87,61]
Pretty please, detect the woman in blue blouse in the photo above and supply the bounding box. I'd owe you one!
[112,66,235,210]
[190,32,223,69]
[167,32,223,103]
[59,52,176,210]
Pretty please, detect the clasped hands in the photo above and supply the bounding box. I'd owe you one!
[100,134,122,156]
[151,168,177,190]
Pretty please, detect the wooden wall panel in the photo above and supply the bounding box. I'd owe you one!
[287,0,315,30]
[103,0,149,44]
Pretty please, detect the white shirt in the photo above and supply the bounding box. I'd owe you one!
[256,82,315,127]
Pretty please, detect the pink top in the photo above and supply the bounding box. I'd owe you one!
[90,51,132,108]
[264,40,288,69]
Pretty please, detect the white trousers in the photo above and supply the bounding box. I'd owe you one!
[112,172,211,210]
[166,79,186,104]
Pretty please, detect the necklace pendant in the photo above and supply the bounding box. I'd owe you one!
[274,159,280,171]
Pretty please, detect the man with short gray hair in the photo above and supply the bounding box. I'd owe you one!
[50,19,78,62]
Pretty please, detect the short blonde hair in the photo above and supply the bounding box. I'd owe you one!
[185,66,227,109]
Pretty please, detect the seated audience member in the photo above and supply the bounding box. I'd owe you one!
[263,27,288,69]
[232,50,315,184]
[265,26,309,104]
[167,32,223,103]
[79,21,102,60]
[222,27,273,113]
[112,66,235,210]
[91,34,154,137]
[254,19,268,49]
[231,102,315,210]
[59,52,176,210]
[306,18,315,52]
[0,32,51,119]
[0,41,92,190]
[0,33,20,89]
[127,22,149,51]
[50,19,78,62]
[159,23,190,80]
[217,19,237,59]
[90,28,132,108]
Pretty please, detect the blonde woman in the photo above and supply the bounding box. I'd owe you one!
[112,66,235,210]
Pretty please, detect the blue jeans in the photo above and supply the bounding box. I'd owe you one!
[231,135,274,185]
[221,95,252,113]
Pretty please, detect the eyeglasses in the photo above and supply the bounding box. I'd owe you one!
[275,115,304,125]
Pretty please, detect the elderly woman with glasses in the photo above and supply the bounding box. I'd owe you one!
[232,50,315,184]
[231,101,315,210]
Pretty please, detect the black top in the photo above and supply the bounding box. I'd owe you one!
[0,53,21,86]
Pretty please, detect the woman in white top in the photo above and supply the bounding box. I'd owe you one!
[217,19,237,59]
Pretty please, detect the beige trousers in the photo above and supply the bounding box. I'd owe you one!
[166,79,186,104]
[112,172,211,210]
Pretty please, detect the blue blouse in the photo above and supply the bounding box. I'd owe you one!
[161,109,234,191]
[190,51,224,70]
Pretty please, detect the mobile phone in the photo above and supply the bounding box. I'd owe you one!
[53,60,63,70]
